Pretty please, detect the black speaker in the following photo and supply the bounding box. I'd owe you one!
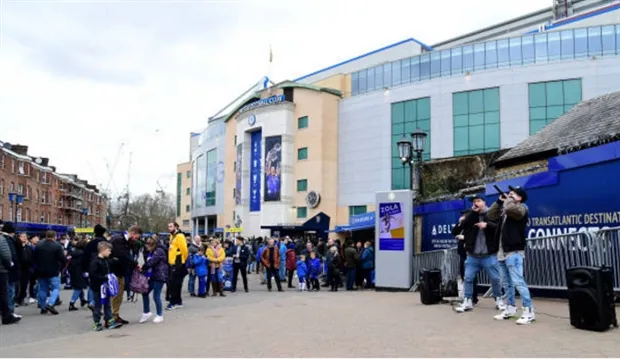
[566,266,618,332]
[420,269,442,305]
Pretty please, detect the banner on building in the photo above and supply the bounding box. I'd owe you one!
[264,135,281,202]
[235,144,242,205]
[378,202,405,251]
[250,131,262,212]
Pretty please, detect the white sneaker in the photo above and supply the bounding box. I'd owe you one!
[454,298,473,313]
[13,313,22,319]
[139,312,153,324]
[494,305,518,320]
[28,297,36,304]
[174,304,184,309]
[495,297,506,311]
[153,315,164,323]
[515,307,536,325]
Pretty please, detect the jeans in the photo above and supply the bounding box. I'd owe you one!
[464,255,501,300]
[345,268,356,290]
[188,272,197,294]
[460,252,478,302]
[92,290,112,324]
[38,276,61,309]
[197,276,207,295]
[499,253,533,308]
[142,280,164,316]
[362,268,374,288]
[70,289,84,303]
[88,288,94,306]
[279,260,286,281]
[7,281,16,313]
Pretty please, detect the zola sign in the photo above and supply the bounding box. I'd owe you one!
[238,95,285,114]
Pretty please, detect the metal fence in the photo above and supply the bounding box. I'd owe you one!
[412,228,620,293]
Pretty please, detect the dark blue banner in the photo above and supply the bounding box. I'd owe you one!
[264,136,281,202]
[235,144,242,205]
[250,131,262,212]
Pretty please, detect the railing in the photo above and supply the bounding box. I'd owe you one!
[412,228,620,293]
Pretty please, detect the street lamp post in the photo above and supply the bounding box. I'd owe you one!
[8,192,25,223]
[396,129,428,198]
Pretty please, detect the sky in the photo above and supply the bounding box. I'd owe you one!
[0,0,551,199]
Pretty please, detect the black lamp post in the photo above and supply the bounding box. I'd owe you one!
[8,192,25,223]
[396,128,428,197]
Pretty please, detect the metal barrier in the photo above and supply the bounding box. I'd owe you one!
[594,227,620,292]
[412,228,620,293]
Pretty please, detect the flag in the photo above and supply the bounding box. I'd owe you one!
[269,44,273,63]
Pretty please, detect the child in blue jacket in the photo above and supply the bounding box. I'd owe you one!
[296,254,309,291]
[308,251,322,291]
[193,246,209,298]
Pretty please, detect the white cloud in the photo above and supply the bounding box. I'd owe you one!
[0,0,549,198]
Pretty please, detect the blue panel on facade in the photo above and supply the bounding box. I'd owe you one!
[485,171,559,195]
[249,130,262,212]
[413,199,465,215]
[548,141,620,172]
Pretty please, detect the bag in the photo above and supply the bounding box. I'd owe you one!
[129,270,149,294]
[107,273,120,297]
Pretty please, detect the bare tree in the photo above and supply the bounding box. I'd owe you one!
[127,193,176,233]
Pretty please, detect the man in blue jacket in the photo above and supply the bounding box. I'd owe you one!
[231,237,250,292]
[278,238,287,282]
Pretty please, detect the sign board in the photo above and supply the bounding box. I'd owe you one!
[375,190,413,290]
[349,212,375,227]
[225,227,244,233]
[238,95,285,114]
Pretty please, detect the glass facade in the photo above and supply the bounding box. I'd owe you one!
[205,149,217,206]
[528,79,582,134]
[176,172,182,217]
[453,88,501,157]
[391,97,431,190]
[351,25,620,96]
[349,205,367,216]
[194,155,205,209]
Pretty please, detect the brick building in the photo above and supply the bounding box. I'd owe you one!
[0,141,107,227]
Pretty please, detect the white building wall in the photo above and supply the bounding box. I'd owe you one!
[338,56,620,207]
[236,103,296,237]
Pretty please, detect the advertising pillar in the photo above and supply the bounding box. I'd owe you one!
[375,190,414,290]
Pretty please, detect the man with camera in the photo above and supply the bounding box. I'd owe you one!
[487,186,534,325]
[454,194,505,313]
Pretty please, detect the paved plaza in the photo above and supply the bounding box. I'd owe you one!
[1,276,619,358]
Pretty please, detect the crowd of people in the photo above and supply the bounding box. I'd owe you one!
[0,219,376,331]
[451,187,535,325]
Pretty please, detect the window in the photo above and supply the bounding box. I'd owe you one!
[485,41,497,69]
[0,155,4,169]
[374,65,383,89]
[366,67,375,91]
[392,59,401,85]
[297,179,308,192]
[497,39,509,67]
[349,206,367,216]
[522,35,535,64]
[528,79,582,134]
[451,47,462,75]
[11,160,15,173]
[17,184,23,194]
[297,147,308,160]
[463,45,474,71]
[0,179,3,195]
[0,205,3,220]
[183,220,190,227]
[16,208,22,222]
[430,52,441,78]
[186,205,190,213]
[440,49,451,76]
[358,68,367,93]
[205,149,217,206]
[509,37,522,65]
[419,54,430,80]
[588,26,602,56]
[176,172,182,216]
[351,71,359,95]
[298,116,309,129]
[18,162,25,175]
[453,87,501,157]
[186,187,191,196]
[391,97,431,190]
[296,207,307,219]
[186,170,191,178]
[234,135,237,146]
[601,25,615,55]
[401,58,411,84]
[535,33,548,63]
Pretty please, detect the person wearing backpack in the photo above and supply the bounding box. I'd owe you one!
[139,237,169,324]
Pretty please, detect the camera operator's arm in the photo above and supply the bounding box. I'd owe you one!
[503,198,527,220]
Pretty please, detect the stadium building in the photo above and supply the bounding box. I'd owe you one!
[188,0,620,238]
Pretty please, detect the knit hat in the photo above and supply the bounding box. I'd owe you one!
[94,224,107,237]
[2,222,16,234]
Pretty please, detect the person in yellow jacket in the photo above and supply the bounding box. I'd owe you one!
[166,222,188,310]
[206,239,226,297]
